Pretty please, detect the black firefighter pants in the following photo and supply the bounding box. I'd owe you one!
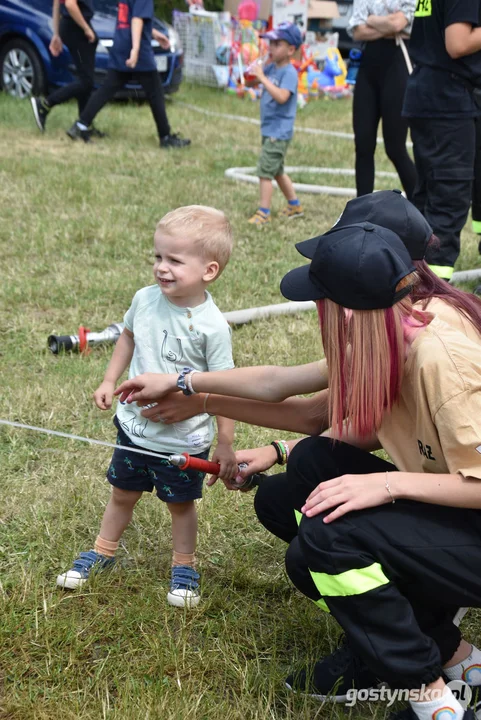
[472,114,481,233]
[254,436,481,689]
[410,116,475,278]
[46,17,97,116]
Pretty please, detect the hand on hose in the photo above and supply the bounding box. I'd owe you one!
[207,443,238,489]
[232,444,278,485]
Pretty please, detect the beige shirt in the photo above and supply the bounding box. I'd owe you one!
[420,297,481,345]
[378,316,481,480]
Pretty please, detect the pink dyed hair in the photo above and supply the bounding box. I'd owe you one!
[317,273,424,438]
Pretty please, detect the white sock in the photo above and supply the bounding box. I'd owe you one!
[445,645,481,685]
[410,687,464,720]
[77,122,88,131]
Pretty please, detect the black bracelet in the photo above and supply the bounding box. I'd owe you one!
[270,441,283,465]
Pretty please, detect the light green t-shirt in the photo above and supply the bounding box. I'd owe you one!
[116,285,234,454]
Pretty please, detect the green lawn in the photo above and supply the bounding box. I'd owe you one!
[0,84,480,719]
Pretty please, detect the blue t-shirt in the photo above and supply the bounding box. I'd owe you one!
[108,0,156,72]
[60,0,94,21]
[260,62,298,141]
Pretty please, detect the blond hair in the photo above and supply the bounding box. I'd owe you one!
[318,272,423,439]
[156,205,233,276]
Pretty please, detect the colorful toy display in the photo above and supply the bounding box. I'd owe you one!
[296,46,350,104]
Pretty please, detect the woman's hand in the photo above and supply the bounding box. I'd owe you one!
[140,392,205,423]
[49,34,63,56]
[84,25,96,43]
[126,47,139,68]
[302,472,394,523]
[234,445,279,478]
[115,373,178,404]
[152,28,170,49]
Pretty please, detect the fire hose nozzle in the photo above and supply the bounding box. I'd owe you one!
[168,454,188,468]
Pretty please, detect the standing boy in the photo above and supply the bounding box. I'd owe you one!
[248,22,303,226]
[57,206,236,607]
[403,0,481,280]
[67,0,190,148]
[31,0,99,133]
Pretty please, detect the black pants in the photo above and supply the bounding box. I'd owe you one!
[254,436,481,689]
[410,116,475,274]
[46,17,97,115]
[79,68,171,140]
[353,40,417,200]
[473,114,481,230]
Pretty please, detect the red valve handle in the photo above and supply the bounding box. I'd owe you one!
[181,453,221,474]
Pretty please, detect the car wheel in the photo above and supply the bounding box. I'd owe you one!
[0,38,46,99]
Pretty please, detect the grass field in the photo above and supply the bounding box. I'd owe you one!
[1,84,480,720]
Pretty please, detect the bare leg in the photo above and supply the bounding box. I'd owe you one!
[443,638,473,668]
[275,172,298,202]
[259,177,274,209]
[415,676,446,701]
[168,501,197,555]
[98,486,143,542]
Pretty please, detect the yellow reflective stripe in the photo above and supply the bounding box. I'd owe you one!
[310,563,390,597]
[293,509,330,611]
[428,264,454,280]
[472,220,481,234]
[414,0,431,16]
[313,596,330,613]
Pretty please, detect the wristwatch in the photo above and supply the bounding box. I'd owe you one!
[177,366,196,396]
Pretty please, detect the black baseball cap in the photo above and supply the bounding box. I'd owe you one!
[297,190,432,262]
[280,222,416,310]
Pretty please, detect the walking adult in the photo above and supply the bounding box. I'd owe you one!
[403,0,481,281]
[67,0,190,148]
[347,0,417,199]
[115,223,481,720]
[31,0,99,133]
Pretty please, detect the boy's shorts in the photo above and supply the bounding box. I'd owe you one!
[106,416,209,503]
[256,137,291,180]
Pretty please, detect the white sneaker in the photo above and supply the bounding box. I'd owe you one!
[56,550,116,590]
[167,565,200,608]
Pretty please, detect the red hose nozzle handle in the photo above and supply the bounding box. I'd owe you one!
[173,455,266,489]
[179,453,222,474]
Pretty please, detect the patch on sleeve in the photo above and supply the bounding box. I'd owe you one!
[476,445,481,454]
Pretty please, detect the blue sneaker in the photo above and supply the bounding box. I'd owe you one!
[167,565,200,608]
[56,550,116,590]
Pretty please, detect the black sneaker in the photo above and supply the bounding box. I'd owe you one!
[89,125,107,139]
[66,122,91,143]
[31,96,49,132]
[390,707,475,719]
[285,640,380,703]
[160,133,191,148]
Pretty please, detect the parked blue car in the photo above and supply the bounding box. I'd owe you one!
[0,0,183,100]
